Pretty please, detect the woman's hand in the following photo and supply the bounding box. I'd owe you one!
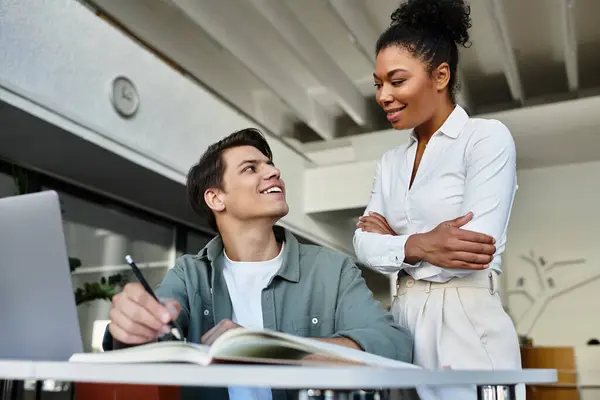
[406,213,496,269]
[357,211,496,270]
[357,212,396,236]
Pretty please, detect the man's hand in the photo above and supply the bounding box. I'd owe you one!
[406,212,496,269]
[312,337,362,350]
[201,319,242,345]
[303,338,362,363]
[357,212,396,235]
[108,282,181,344]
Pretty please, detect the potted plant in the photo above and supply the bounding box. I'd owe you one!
[72,266,128,352]
[69,260,127,306]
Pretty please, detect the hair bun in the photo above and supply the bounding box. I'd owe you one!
[390,0,472,47]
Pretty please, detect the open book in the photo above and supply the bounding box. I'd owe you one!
[69,327,418,369]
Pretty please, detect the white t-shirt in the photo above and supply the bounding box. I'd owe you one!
[223,243,284,400]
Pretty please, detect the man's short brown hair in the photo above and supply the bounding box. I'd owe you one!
[186,128,273,232]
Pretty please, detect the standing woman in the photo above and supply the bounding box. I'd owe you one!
[354,0,522,397]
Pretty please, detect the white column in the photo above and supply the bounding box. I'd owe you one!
[101,232,129,267]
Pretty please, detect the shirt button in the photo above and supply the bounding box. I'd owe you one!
[406,279,414,288]
[311,318,318,325]
[203,309,210,316]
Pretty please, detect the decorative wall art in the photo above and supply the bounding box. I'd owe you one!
[507,251,598,335]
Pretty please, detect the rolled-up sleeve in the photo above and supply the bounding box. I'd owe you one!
[443,120,518,279]
[353,158,418,274]
[154,263,191,330]
[102,262,191,351]
[331,259,413,362]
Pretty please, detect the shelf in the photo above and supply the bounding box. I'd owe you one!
[71,260,171,275]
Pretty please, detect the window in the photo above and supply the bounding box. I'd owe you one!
[0,160,214,397]
[0,172,16,198]
[51,190,174,269]
[47,188,175,352]
[186,230,213,255]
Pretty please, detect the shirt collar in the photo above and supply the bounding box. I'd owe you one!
[197,225,300,283]
[409,104,469,142]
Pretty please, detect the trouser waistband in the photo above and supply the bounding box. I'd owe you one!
[396,269,500,296]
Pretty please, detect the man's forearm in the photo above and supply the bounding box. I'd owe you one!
[313,337,362,350]
[303,337,363,362]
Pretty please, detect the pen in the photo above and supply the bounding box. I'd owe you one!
[125,255,184,341]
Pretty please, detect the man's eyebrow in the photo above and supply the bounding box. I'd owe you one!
[237,159,259,168]
[236,159,274,168]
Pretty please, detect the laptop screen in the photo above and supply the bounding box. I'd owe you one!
[0,191,83,360]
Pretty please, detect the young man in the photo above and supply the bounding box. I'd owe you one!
[104,128,413,400]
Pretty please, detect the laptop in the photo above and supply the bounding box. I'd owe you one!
[0,190,83,360]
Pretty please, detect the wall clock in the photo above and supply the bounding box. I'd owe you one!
[110,76,139,118]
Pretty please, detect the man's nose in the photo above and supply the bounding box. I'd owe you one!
[264,165,281,180]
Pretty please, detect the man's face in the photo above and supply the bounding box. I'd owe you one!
[212,145,289,225]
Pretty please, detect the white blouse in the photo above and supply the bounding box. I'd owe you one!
[353,105,517,283]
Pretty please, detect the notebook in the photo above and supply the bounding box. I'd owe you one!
[69,327,418,369]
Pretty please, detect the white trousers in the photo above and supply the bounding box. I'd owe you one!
[391,270,524,400]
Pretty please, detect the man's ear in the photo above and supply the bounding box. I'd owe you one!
[204,188,225,212]
[434,62,451,92]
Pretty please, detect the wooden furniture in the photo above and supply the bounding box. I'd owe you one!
[76,382,179,400]
[521,346,579,400]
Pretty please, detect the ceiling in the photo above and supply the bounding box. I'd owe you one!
[84,0,600,169]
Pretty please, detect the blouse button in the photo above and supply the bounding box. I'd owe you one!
[311,318,318,325]
[203,309,210,316]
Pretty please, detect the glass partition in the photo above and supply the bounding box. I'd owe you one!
[45,188,175,352]
[186,230,213,255]
[0,172,16,198]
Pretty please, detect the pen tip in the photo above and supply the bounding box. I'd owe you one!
[171,328,182,340]
[125,255,133,264]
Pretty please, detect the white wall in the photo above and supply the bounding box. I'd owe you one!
[504,161,600,392]
[305,160,376,214]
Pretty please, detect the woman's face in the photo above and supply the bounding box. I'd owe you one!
[374,46,442,130]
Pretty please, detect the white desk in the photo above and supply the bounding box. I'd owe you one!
[0,360,557,399]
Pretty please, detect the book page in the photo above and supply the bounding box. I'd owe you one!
[210,335,312,362]
[69,341,212,366]
[211,328,420,369]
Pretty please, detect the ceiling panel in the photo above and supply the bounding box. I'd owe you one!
[84,0,600,166]
[286,0,373,83]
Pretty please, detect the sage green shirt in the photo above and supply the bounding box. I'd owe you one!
[106,227,413,399]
